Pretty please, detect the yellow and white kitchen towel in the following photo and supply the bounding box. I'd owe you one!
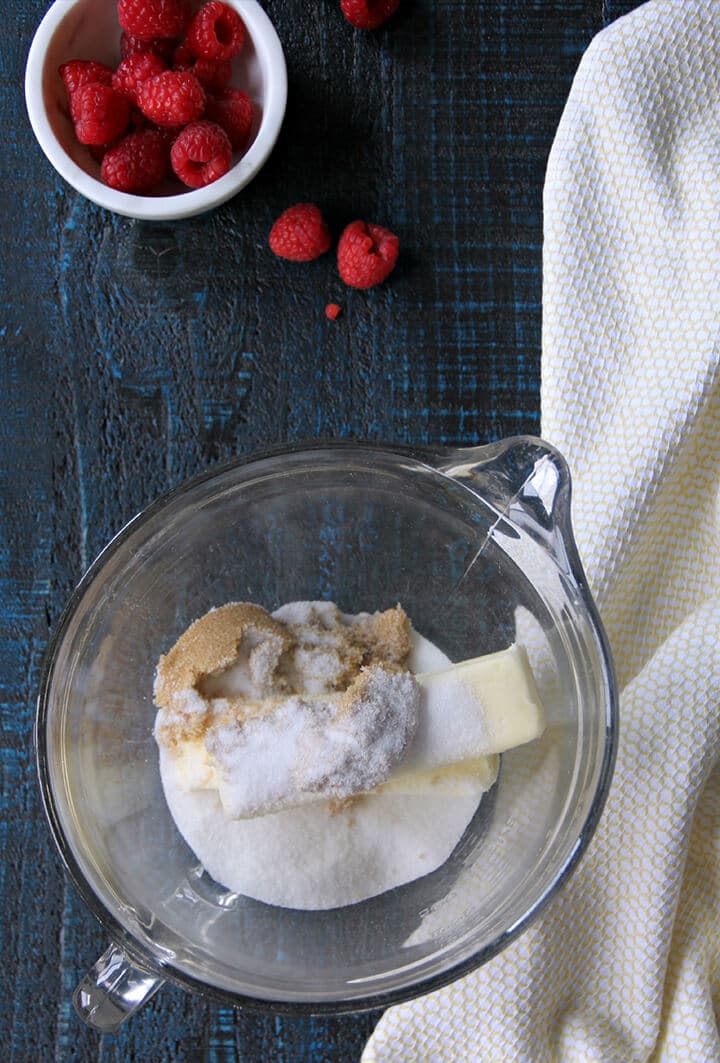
[364,1,720,1059]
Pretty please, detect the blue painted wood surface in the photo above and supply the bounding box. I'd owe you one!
[2,1,641,1059]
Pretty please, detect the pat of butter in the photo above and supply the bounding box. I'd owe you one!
[378,755,500,796]
[171,644,544,810]
[397,644,546,775]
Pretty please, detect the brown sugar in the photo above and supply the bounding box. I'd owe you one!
[153,601,413,754]
[154,602,293,708]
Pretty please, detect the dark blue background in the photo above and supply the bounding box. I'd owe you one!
[2,1,640,1059]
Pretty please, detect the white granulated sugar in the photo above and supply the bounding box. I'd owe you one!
[273,601,365,693]
[156,603,493,909]
[298,669,419,796]
[207,668,420,818]
[292,647,345,692]
[248,633,285,691]
[160,746,485,910]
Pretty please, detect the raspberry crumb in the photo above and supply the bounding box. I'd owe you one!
[325,303,342,321]
[337,220,399,289]
[186,2,247,62]
[340,0,401,30]
[170,119,232,187]
[269,204,332,262]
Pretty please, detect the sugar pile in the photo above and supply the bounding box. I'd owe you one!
[205,667,420,818]
[155,602,495,909]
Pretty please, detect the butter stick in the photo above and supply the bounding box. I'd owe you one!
[400,644,546,772]
[167,644,545,815]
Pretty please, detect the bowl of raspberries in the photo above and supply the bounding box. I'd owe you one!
[25,0,287,220]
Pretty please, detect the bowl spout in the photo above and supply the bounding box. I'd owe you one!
[436,435,578,576]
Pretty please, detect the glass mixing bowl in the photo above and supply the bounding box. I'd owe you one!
[35,438,617,1032]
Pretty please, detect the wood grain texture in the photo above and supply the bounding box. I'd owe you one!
[1,1,641,1059]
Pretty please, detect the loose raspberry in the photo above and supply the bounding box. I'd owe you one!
[186,2,246,62]
[269,204,332,262]
[173,44,232,94]
[337,220,399,288]
[205,87,252,149]
[112,54,167,106]
[72,83,131,146]
[117,0,189,41]
[120,32,176,62]
[101,129,169,192]
[170,120,232,187]
[340,0,400,30]
[325,303,342,320]
[137,70,206,127]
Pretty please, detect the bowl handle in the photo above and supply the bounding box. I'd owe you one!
[435,434,577,573]
[73,942,164,1033]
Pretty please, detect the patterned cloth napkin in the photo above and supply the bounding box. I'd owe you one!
[364,2,720,1059]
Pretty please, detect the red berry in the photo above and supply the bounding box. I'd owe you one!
[120,32,176,62]
[186,2,246,62]
[337,220,399,288]
[340,0,400,30]
[130,107,149,130]
[87,143,110,163]
[112,53,167,105]
[269,204,332,262]
[205,87,252,150]
[101,129,169,192]
[59,60,113,99]
[170,120,232,187]
[172,42,193,66]
[117,0,189,41]
[72,83,131,146]
[173,44,232,94]
[148,122,179,151]
[325,303,342,320]
[137,70,206,127]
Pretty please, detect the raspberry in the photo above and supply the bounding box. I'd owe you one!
[337,220,399,288]
[130,107,149,130]
[204,87,252,149]
[325,303,342,320]
[120,32,176,62]
[101,129,169,192]
[170,120,232,187]
[137,70,206,127]
[117,0,189,41]
[59,60,113,98]
[148,122,177,143]
[172,42,193,66]
[186,2,246,62]
[72,83,131,146]
[173,44,232,94]
[340,0,401,30]
[112,54,167,105]
[269,204,332,262]
[87,143,110,163]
